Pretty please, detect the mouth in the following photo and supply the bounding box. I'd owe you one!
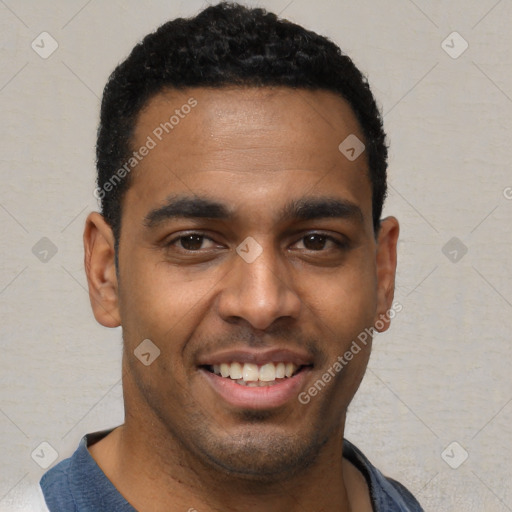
[197,350,314,409]
[202,361,309,387]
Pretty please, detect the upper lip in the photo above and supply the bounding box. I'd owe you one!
[196,348,314,367]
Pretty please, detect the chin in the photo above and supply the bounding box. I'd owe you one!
[195,426,328,482]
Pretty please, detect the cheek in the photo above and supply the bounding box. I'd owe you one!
[304,261,377,337]
[118,254,217,350]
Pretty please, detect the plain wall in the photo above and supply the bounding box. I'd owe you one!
[1,1,511,510]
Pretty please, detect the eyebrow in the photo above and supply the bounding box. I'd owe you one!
[144,194,364,227]
[281,197,364,223]
[144,196,232,227]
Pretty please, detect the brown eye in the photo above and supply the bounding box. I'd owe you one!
[179,234,205,250]
[303,234,328,251]
[165,232,222,255]
[292,232,349,254]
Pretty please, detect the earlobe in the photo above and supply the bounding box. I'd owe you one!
[83,212,121,328]
[374,216,399,333]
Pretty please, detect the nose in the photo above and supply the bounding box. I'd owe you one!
[216,242,302,331]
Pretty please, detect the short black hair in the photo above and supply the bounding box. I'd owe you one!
[96,1,388,245]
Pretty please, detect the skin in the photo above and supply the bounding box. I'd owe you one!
[84,86,399,512]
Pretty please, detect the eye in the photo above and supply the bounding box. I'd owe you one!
[293,233,348,252]
[168,233,218,251]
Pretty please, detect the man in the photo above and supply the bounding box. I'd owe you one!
[40,2,423,510]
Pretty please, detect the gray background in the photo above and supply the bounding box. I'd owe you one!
[1,1,511,510]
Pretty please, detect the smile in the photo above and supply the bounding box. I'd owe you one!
[205,361,304,387]
[197,349,314,409]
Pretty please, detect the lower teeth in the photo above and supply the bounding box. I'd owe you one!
[234,379,281,387]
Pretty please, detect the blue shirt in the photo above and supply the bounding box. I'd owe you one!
[40,429,424,511]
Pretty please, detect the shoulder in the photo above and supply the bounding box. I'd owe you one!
[40,456,77,511]
[39,433,96,511]
[343,439,424,512]
[39,429,134,512]
[376,475,424,512]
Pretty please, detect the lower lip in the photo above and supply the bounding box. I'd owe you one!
[199,368,311,410]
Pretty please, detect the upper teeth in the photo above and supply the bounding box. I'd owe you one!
[212,362,298,382]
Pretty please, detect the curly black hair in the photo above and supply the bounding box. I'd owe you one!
[96,1,388,244]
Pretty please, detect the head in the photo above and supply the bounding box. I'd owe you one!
[95,2,388,247]
[85,2,398,481]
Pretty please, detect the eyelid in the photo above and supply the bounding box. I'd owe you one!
[164,231,222,250]
[292,230,349,245]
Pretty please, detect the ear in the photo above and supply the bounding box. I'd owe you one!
[374,216,399,333]
[83,212,121,328]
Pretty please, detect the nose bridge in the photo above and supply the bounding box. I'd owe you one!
[240,241,282,294]
[218,237,301,329]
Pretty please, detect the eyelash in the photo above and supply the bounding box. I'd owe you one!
[165,231,349,253]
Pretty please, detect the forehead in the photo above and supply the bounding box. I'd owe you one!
[125,86,372,226]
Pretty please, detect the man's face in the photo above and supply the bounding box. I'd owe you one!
[95,87,397,478]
